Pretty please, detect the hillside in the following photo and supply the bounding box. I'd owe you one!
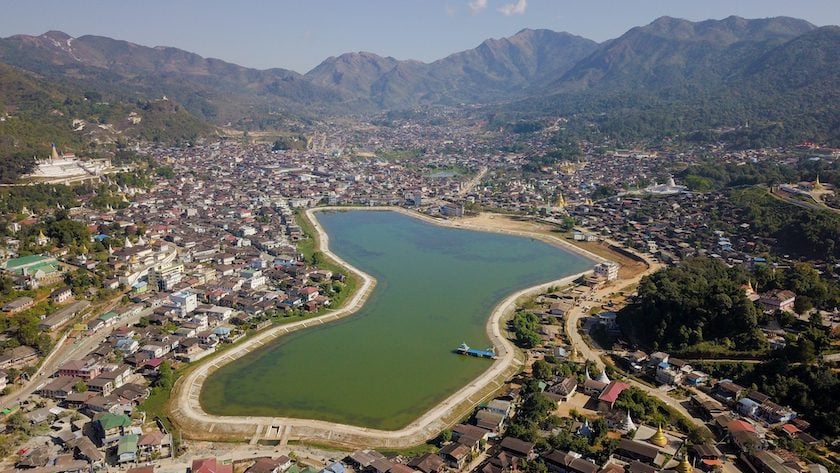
[554,16,815,93]
[0,31,341,126]
[0,16,838,148]
[0,62,212,182]
[304,29,598,107]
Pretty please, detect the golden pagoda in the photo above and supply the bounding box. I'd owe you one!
[556,192,566,208]
[648,424,668,447]
[37,229,49,245]
[814,174,824,191]
[676,454,693,473]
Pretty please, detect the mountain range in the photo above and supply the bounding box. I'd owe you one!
[0,15,838,157]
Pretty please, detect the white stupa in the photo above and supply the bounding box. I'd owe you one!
[124,237,133,248]
[596,369,611,384]
[622,411,637,432]
[644,175,688,195]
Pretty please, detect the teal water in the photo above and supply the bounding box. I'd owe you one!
[200,210,591,429]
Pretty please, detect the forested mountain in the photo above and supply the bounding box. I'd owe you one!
[553,16,815,93]
[0,31,342,126]
[0,61,211,182]
[0,15,838,163]
[304,29,598,107]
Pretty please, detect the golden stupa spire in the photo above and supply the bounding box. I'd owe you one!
[648,424,668,447]
[676,452,693,473]
[814,174,824,191]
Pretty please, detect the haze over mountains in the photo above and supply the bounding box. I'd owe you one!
[0,15,838,144]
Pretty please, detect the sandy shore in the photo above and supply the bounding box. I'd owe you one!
[170,206,599,449]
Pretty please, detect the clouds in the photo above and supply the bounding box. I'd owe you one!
[468,0,488,13]
[466,0,527,16]
[498,0,527,16]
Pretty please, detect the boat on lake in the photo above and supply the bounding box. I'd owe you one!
[456,342,496,359]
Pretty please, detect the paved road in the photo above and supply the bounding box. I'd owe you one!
[0,300,154,411]
[564,249,660,373]
[459,166,488,196]
[769,187,840,215]
[562,247,712,427]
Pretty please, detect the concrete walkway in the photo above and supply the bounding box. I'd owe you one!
[170,207,599,448]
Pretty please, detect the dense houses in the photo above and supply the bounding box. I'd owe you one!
[0,118,837,473]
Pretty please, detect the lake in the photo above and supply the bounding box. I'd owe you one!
[200,210,591,429]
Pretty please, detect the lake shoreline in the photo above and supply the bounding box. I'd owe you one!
[170,206,600,448]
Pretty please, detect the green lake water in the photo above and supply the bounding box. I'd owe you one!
[200,210,591,429]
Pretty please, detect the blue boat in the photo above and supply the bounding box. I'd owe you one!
[456,342,496,359]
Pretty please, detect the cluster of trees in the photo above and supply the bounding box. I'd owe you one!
[44,211,91,247]
[0,185,81,218]
[730,188,840,261]
[679,161,801,192]
[510,121,545,134]
[506,379,618,467]
[505,379,561,445]
[744,360,840,438]
[510,311,542,348]
[590,185,617,200]
[614,388,713,444]
[755,263,840,313]
[522,135,581,174]
[617,257,766,352]
[679,158,840,193]
[0,311,53,355]
[523,149,580,174]
[697,314,838,438]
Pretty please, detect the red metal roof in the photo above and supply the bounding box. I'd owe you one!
[598,381,630,404]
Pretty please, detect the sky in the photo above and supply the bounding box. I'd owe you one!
[0,0,838,74]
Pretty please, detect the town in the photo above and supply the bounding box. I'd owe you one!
[0,104,836,473]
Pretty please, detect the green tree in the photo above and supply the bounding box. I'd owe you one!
[154,361,174,389]
[532,359,554,380]
[74,381,88,393]
[437,429,452,444]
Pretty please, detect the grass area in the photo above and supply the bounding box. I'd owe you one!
[286,440,353,453]
[422,165,470,177]
[374,148,424,161]
[293,209,360,310]
[378,442,439,457]
[139,375,182,454]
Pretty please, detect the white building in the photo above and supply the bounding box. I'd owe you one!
[169,291,197,315]
[594,262,619,281]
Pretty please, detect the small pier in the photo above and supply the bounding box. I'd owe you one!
[456,342,496,359]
